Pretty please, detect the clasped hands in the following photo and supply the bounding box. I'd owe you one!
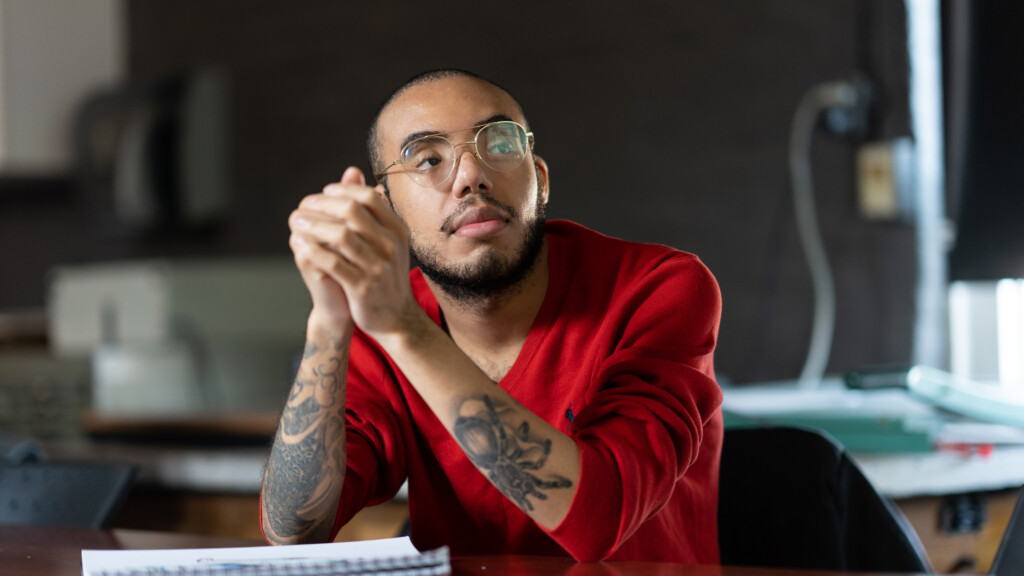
[289,166,418,339]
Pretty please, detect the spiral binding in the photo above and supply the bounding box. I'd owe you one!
[94,546,450,576]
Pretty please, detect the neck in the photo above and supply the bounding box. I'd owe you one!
[428,242,549,352]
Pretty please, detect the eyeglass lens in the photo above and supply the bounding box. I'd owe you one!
[400,122,529,186]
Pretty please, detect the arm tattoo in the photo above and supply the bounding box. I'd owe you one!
[453,395,572,512]
[302,341,318,359]
[263,340,348,544]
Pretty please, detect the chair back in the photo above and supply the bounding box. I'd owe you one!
[0,461,136,528]
[991,488,1024,576]
[718,425,931,572]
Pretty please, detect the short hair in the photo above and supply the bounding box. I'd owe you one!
[365,69,527,180]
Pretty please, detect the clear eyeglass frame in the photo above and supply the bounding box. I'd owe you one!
[374,120,535,188]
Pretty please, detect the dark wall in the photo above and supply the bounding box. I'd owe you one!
[0,1,916,384]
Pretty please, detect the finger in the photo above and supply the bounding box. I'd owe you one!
[295,182,406,261]
[289,235,329,287]
[291,205,396,261]
[316,185,406,240]
[290,232,360,288]
[291,214,386,273]
[311,180,402,239]
[340,166,365,186]
[299,187,377,216]
[323,167,367,197]
[362,191,407,238]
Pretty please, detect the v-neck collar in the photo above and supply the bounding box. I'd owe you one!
[413,227,573,395]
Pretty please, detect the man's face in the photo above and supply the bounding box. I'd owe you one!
[376,76,550,301]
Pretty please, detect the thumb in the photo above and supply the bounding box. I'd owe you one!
[340,166,366,186]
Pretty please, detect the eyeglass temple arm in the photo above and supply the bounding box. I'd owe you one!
[373,160,399,184]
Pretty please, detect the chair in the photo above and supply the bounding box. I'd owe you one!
[717,425,931,573]
[0,461,137,528]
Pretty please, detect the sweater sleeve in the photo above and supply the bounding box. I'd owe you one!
[545,253,723,561]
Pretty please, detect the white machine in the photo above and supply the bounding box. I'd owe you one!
[949,279,1024,389]
[48,258,310,416]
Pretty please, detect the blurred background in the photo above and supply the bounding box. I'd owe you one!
[1,1,1023,566]
[0,0,925,383]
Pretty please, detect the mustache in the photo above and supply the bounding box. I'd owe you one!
[439,194,519,233]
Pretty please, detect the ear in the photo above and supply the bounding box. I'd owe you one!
[534,155,550,205]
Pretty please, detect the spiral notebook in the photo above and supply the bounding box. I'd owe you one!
[81,536,450,576]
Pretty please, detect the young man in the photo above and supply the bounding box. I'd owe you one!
[260,69,723,563]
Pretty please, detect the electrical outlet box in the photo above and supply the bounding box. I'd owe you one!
[856,138,916,221]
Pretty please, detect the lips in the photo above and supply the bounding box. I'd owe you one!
[446,205,510,237]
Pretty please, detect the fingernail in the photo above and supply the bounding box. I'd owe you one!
[293,216,311,230]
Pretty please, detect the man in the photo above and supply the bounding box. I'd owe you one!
[260,69,723,563]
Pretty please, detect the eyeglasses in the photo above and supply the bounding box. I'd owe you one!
[374,120,535,188]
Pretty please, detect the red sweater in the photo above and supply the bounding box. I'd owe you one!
[333,220,723,562]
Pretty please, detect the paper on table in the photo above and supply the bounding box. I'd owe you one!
[81,536,436,576]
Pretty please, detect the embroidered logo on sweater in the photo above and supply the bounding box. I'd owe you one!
[565,402,575,433]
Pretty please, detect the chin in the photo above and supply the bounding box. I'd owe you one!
[414,217,546,302]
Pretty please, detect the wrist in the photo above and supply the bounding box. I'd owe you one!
[306,310,354,344]
[369,305,437,356]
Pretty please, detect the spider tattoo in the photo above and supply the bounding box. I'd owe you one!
[454,395,572,512]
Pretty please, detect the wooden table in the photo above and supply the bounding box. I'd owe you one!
[0,525,929,576]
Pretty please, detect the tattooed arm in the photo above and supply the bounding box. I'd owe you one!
[261,326,351,545]
[262,167,374,544]
[454,394,573,514]
[373,316,581,531]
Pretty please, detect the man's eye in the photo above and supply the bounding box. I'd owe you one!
[487,141,515,155]
[404,138,449,171]
[403,152,440,170]
[414,156,443,171]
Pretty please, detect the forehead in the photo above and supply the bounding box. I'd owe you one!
[377,76,524,152]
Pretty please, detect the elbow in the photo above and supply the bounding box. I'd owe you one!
[545,505,621,561]
[265,534,327,547]
[260,496,337,546]
[262,519,335,546]
[563,539,619,563]
[551,518,621,562]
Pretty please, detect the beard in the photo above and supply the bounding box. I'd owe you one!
[410,193,547,304]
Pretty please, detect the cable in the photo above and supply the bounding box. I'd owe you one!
[789,81,862,389]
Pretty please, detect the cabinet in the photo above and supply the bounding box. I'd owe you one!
[897,488,1020,574]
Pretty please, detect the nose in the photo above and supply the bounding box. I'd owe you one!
[448,143,492,199]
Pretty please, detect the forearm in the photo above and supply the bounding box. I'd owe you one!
[261,322,352,544]
[375,316,580,530]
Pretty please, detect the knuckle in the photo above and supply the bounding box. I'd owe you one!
[355,187,376,203]
[384,231,404,257]
[349,239,366,258]
[367,261,388,279]
[380,240,397,261]
[328,258,348,277]
[342,196,363,218]
[299,194,320,209]
[333,226,352,246]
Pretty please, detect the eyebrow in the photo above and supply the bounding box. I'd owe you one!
[398,114,514,151]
